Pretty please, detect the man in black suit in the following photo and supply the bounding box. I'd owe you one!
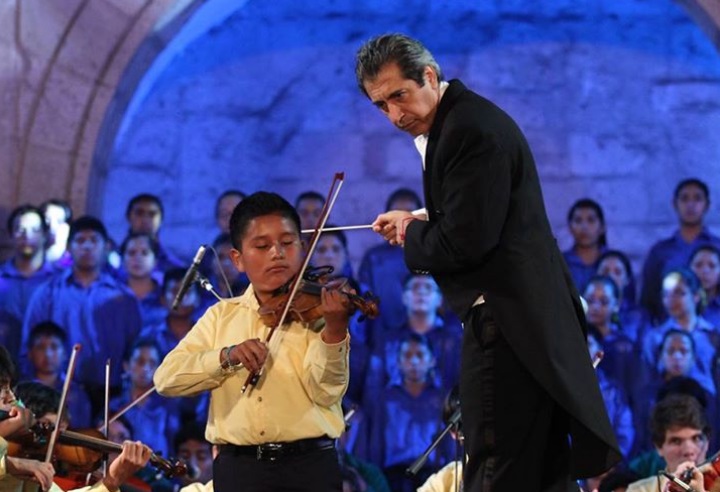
[356,34,621,491]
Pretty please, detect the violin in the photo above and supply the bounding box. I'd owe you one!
[257,268,379,327]
[1,410,187,478]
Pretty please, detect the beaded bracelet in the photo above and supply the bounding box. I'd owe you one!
[220,345,237,370]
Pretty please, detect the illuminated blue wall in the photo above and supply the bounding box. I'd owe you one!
[101,0,720,268]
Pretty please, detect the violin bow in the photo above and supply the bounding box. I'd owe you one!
[98,386,156,433]
[45,343,81,463]
[241,172,346,394]
[102,359,110,478]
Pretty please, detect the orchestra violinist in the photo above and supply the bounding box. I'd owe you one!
[154,192,353,492]
[626,394,716,492]
[0,346,152,492]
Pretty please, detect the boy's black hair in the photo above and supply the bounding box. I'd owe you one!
[68,215,109,243]
[650,392,710,448]
[27,321,68,348]
[674,178,709,202]
[14,382,61,420]
[7,204,49,235]
[229,192,301,250]
[125,193,164,219]
[173,420,211,454]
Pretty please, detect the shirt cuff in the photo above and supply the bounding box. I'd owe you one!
[203,349,234,378]
[319,333,350,362]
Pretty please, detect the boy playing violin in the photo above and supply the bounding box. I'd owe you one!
[0,346,152,492]
[154,191,351,492]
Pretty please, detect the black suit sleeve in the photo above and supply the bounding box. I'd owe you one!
[404,125,512,273]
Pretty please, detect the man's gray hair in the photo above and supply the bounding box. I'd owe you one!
[355,34,443,97]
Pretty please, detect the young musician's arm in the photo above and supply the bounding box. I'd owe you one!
[154,308,230,397]
[302,323,350,407]
[300,288,351,407]
[70,441,152,492]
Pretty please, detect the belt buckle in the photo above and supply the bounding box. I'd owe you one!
[257,443,283,461]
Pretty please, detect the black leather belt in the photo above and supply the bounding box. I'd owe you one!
[219,436,336,461]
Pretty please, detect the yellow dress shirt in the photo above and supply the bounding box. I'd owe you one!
[153,286,349,445]
[0,437,111,492]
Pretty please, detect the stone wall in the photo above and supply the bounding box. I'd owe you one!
[1,0,719,278]
[101,0,720,274]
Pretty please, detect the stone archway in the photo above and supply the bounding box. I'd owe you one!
[0,0,199,255]
[679,0,720,47]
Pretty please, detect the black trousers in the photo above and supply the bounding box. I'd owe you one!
[213,446,342,492]
[460,304,577,492]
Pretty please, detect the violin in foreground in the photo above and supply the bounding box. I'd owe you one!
[1,409,187,478]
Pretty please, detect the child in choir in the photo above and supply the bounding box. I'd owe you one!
[641,268,719,396]
[689,244,720,328]
[597,249,648,343]
[140,268,202,359]
[110,339,179,459]
[563,198,607,292]
[368,333,454,492]
[365,274,462,407]
[120,232,167,329]
[583,275,638,395]
[24,321,92,428]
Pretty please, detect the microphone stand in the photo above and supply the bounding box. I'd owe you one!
[197,274,223,302]
[407,408,461,476]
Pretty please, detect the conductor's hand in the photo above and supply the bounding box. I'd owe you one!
[372,210,416,246]
[6,456,55,491]
[321,287,351,344]
[229,339,269,373]
[103,440,153,491]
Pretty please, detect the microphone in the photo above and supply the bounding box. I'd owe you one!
[171,245,207,311]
